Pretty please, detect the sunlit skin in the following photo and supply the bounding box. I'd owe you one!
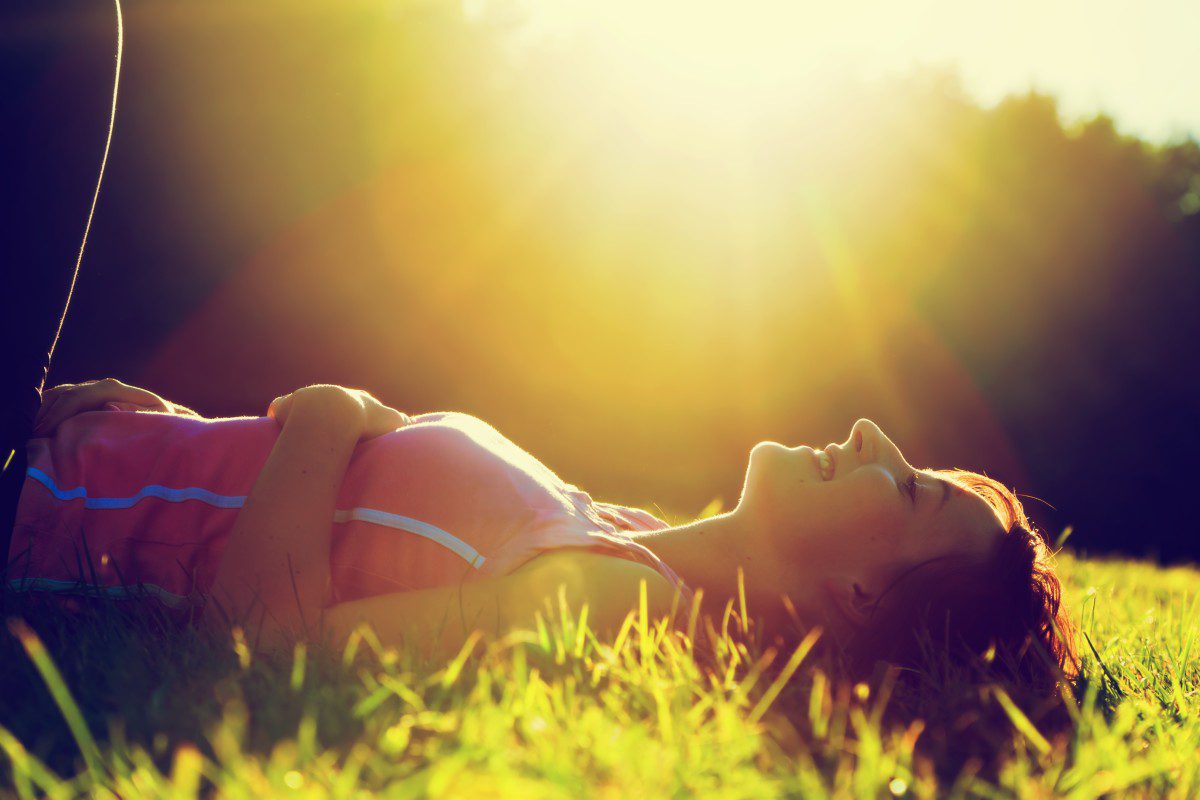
[31,381,1005,657]
[640,418,1004,641]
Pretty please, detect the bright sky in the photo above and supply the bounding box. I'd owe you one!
[518,0,1199,144]
[852,0,1198,144]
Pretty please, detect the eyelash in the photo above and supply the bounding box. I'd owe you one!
[902,474,919,503]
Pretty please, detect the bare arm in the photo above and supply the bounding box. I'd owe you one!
[33,378,199,434]
[207,386,365,638]
[207,384,411,644]
[321,550,686,662]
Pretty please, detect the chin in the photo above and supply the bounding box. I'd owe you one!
[744,443,780,487]
[748,441,790,470]
[743,447,816,523]
[739,461,783,519]
[749,441,808,485]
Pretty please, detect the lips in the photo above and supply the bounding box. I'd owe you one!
[815,449,834,481]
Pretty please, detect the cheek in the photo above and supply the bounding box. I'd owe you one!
[813,482,906,547]
[749,458,906,547]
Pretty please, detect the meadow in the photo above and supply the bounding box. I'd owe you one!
[1,545,1198,799]
[5,4,1198,796]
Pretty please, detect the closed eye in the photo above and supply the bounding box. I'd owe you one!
[901,473,919,504]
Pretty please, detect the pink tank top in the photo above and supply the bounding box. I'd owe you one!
[7,409,693,614]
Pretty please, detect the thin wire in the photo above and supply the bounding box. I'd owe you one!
[44,0,124,378]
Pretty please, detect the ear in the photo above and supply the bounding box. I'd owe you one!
[824,577,878,629]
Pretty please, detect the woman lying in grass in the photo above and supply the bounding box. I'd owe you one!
[6,378,1077,687]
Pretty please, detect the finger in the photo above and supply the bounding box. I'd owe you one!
[33,392,78,434]
[117,389,166,409]
[39,383,76,404]
[135,393,170,412]
[104,401,149,412]
[116,385,170,411]
[34,393,66,427]
[140,397,171,413]
[383,408,410,432]
[35,395,88,435]
[34,382,79,421]
[51,386,119,428]
[267,394,292,424]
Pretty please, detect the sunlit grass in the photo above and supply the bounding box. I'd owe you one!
[1,542,1198,797]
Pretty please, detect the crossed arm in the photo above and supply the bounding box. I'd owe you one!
[37,379,685,660]
[33,378,200,435]
[208,386,685,658]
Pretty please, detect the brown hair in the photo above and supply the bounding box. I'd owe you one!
[842,469,1078,690]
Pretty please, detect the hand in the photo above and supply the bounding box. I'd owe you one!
[33,378,173,436]
[266,385,413,441]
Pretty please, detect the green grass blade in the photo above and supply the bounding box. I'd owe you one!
[991,685,1051,757]
[8,620,104,782]
[748,628,822,724]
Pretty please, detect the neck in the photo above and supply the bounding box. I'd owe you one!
[636,509,771,618]
[638,507,849,647]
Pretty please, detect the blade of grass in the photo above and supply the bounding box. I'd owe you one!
[748,628,822,724]
[440,630,484,688]
[1083,630,1125,698]
[290,641,307,692]
[0,725,68,798]
[991,685,1051,757]
[737,567,749,637]
[169,744,203,798]
[8,620,104,782]
[573,603,590,659]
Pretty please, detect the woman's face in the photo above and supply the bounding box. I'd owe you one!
[736,418,1004,624]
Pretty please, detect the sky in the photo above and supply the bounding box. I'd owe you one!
[853,0,1198,144]
[521,0,1199,145]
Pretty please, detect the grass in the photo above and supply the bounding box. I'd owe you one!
[1,550,1198,798]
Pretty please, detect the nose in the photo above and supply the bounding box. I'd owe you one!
[850,418,910,471]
